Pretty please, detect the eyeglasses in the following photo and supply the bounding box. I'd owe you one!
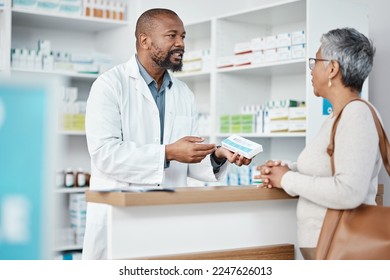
[308,58,331,70]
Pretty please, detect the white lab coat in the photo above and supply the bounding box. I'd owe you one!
[82,55,227,259]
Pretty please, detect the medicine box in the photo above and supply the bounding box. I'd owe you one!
[291,30,306,45]
[216,56,235,68]
[222,135,263,159]
[251,37,266,52]
[288,120,306,132]
[234,42,252,55]
[288,107,307,120]
[234,53,253,66]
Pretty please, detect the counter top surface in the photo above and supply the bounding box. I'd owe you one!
[85,186,296,207]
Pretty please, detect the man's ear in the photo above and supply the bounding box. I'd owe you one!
[328,60,340,79]
[139,33,150,50]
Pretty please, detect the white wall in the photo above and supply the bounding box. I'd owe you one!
[134,0,390,205]
[366,0,390,205]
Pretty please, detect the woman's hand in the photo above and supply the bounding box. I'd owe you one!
[255,160,289,189]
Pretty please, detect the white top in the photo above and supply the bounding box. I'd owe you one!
[282,101,381,248]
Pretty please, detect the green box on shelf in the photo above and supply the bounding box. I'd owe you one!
[231,115,242,125]
[231,124,242,133]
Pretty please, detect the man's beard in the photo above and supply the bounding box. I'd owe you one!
[152,48,184,72]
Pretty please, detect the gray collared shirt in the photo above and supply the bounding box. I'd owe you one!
[136,56,172,144]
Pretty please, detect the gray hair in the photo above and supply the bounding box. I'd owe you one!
[320,27,375,92]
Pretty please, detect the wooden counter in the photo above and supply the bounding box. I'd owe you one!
[86,185,296,207]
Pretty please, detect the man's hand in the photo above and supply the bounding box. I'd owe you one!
[166,136,216,163]
[214,146,252,166]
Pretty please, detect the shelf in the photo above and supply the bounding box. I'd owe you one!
[217,59,306,76]
[55,187,89,194]
[12,8,129,32]
[12,67,98,79]
[59,130,86,136]
[216,132,306,138]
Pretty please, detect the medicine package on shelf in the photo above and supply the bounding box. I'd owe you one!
[221,135,263,159]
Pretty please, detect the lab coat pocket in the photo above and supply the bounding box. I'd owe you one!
[171,116,192,141]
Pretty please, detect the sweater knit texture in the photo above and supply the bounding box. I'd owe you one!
[282,101,382,248]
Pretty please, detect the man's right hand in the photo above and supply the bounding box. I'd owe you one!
[165,136,216,163]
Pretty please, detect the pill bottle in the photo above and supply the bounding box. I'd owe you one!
[65,168,75,188]
[76,168,86,187]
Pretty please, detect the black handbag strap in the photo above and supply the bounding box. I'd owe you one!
[327,98,390,176]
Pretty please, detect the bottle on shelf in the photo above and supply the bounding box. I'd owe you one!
[75,168,86,187]
[65,168,75,188]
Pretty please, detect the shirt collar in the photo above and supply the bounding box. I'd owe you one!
[135,55,173,89]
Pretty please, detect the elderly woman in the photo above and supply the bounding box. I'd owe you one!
[256,28,379,259]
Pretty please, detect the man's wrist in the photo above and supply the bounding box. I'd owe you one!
[212,145,224,163]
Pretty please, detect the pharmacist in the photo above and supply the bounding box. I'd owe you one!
[82,8,251,259]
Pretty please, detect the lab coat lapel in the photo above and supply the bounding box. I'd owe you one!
[164,85,175,144]
[128,55,158,108]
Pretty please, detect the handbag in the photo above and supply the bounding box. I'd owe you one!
[315,98,390,260]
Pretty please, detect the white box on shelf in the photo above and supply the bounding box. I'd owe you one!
[265,35,277,49]
[216,55,235,68]
[269,121,289,133]
[251,37,265,52]
[276,32,291,48]
[251,50,264,65]
[263,48,277,62]
[291,30,306,45]
[234,53,253,67]
[291,44,306,59]
[268,107,289,121]
[234,41,252,55]
[222,135,263,159]
[288,120,306,132]
[183,50,203,62]
[276,46,291,61]
[288,107,307,120]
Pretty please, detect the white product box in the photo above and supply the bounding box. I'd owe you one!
[291,44,306,59]
[251,51,264,65]
[182,60,202,72]
[263,48,277,63]
[216,55,235,68]
[234,53,253,66]
[265,35,277,49]
[269,121,289,133]
[288,107,307,120]
[268,107,289,121]
[255,108,264,134]
[250,37,266,52]
[183,50,203,62]
[234,41,252,55]
[276,46,291,61]
[222,135,263,159]
[276,32,291,48]
[288,120,307,132]
[291,30,306,45]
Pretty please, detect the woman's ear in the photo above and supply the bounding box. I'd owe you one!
[328,60,340,79]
